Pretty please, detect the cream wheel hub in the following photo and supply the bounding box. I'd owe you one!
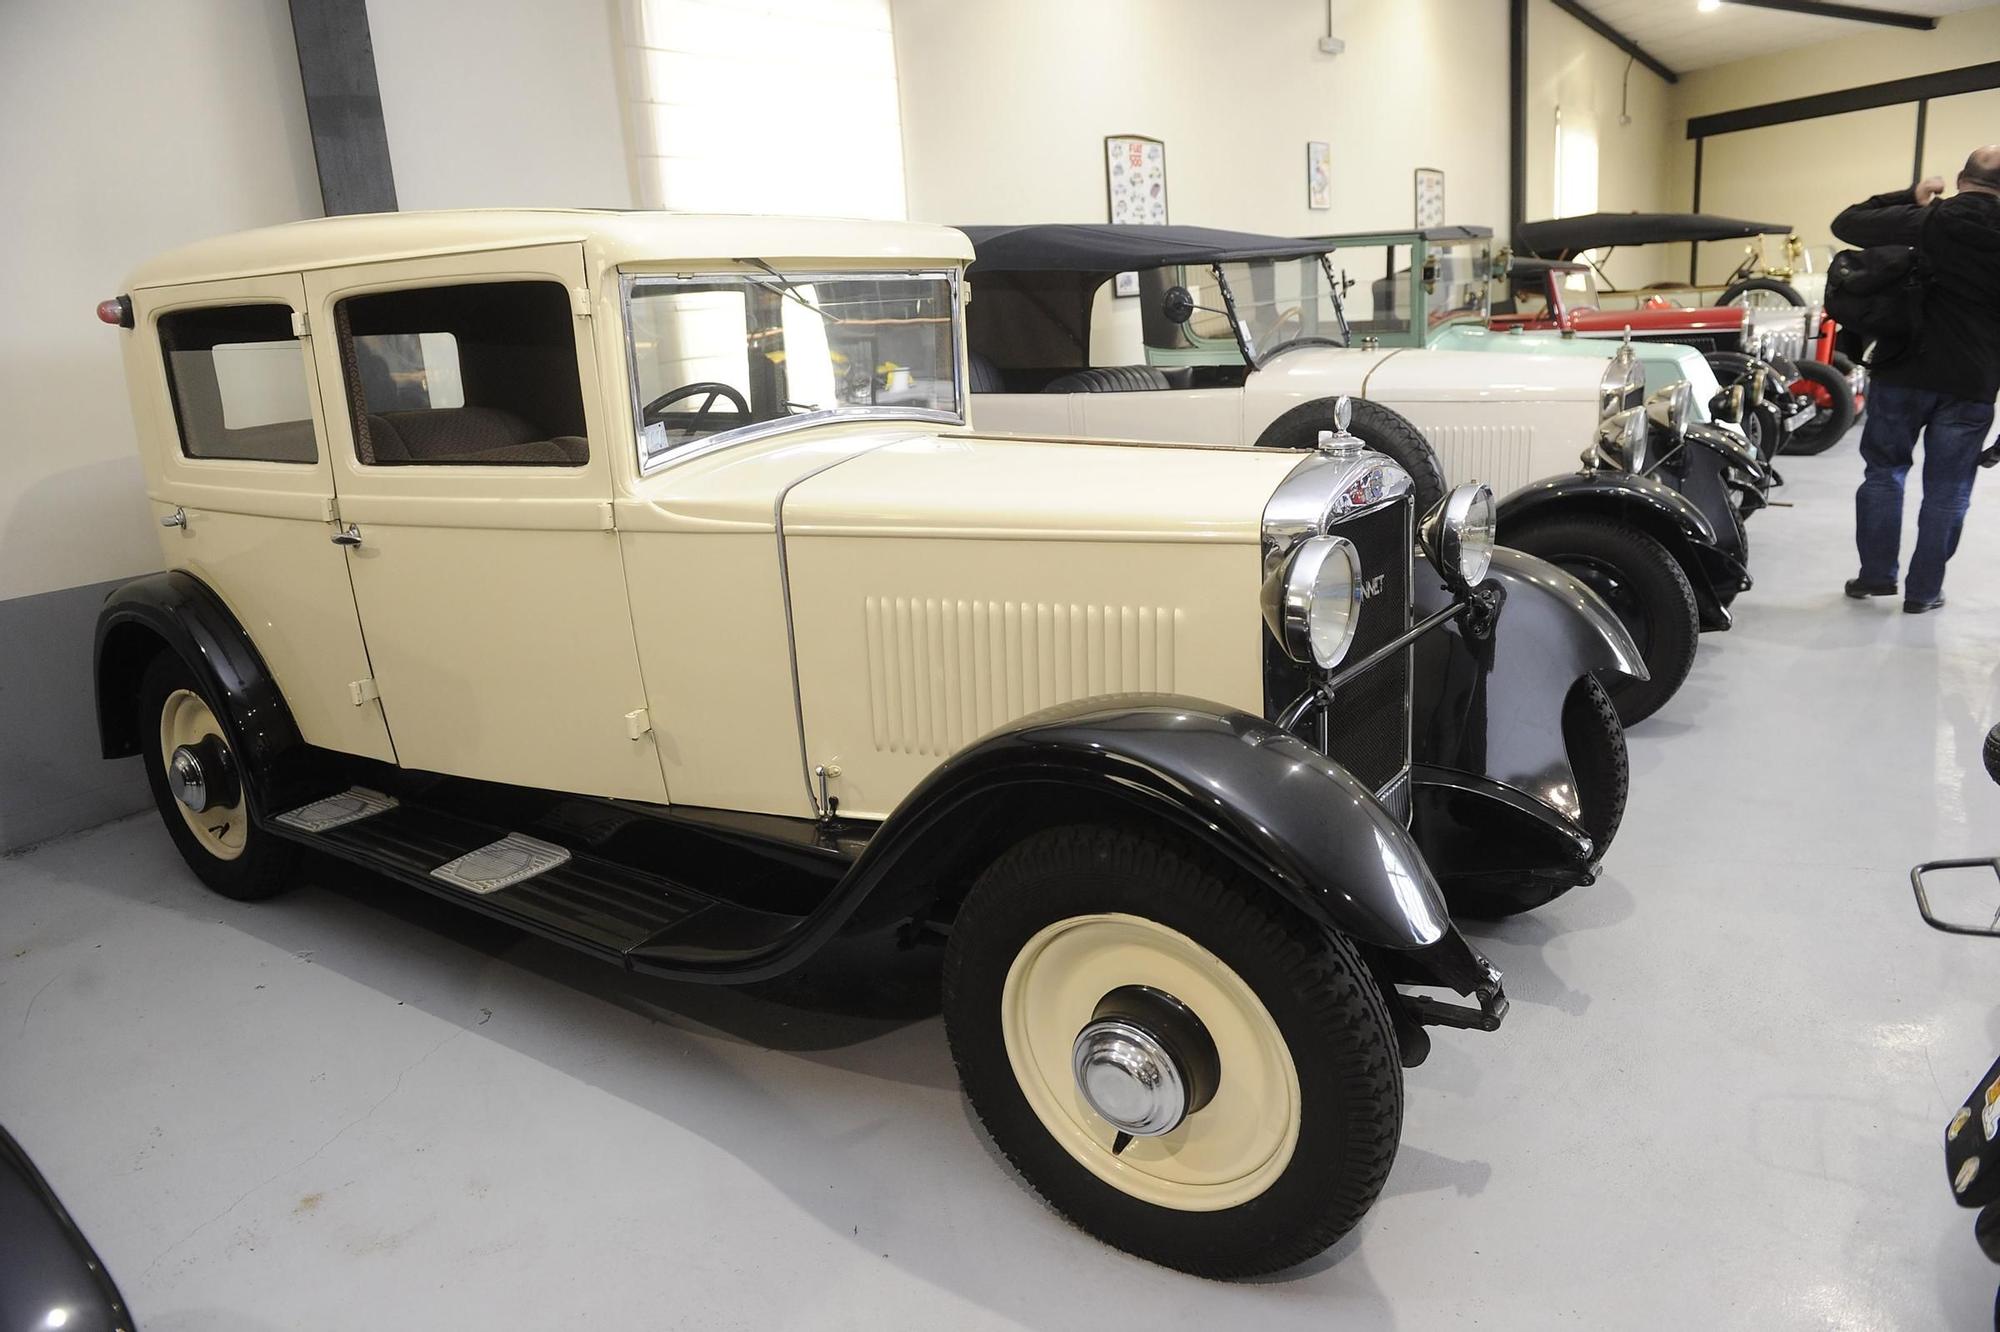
[1002,913,1301,1212]
[159,689,247,861]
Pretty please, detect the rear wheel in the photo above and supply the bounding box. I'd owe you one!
[1449,675,1629,919]
[943,824,1402,1277]
[1256,396,1446,517]
[1502,516,1698,725]
[1782,359,1856,455]
[139,653,296,900]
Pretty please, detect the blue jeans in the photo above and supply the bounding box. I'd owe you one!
[1855,383,1996,602]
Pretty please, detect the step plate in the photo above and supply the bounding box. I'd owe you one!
[273,787,399,834]
[431,834,572,895]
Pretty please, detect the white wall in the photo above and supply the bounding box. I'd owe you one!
[366,0,637,211]
[1669,5,2000,286]
[0,0,322,604]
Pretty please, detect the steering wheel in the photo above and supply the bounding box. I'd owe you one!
[641,381,749,427]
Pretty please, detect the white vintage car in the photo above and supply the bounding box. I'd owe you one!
[963,223,1750,723]
[93,210,1646,1277]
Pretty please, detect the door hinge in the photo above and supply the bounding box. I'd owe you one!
[321,495,341,523]
[291,311,309,338]
[572,287,592,318]
[349,678,380,706]
[624,708,652,741]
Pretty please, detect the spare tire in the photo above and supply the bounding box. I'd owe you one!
[1718,276,1806,308]
[1254,396,1447,516]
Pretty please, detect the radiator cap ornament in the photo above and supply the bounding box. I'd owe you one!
[1317,395,1365,457]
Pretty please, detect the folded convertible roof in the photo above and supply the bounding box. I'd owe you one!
[960,223,1329,273]
[1514,211,1792,259]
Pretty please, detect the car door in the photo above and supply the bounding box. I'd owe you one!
[132,274,395,762]
[303,246,669,803]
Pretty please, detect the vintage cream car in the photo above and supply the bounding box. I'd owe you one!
[963,223,1751,723]
[92,210,1643,1277]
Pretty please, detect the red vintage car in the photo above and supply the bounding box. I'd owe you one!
[1495,253,1862,457]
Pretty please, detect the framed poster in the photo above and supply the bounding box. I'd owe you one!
[1106,134,1166,296]
[1415,167,1446,228]
[1307,141,1332,211]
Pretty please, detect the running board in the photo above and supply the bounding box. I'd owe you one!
[263,794,810,971]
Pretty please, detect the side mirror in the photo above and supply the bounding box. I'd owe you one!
[1162,286,1195,325]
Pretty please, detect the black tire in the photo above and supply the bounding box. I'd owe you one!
[1743,399,1783,462]
[1502,517,1699,725]
[139,652,296,901]
[943,824,1401,1278]
[1781,359,1856,455]
[1449,675,1629,919]
[1717,276,1806,308]
[1256,396,1447,517]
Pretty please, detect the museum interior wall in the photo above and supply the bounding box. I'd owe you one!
[1666,5,2000,285]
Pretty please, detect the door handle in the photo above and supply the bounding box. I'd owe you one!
[160,507,187,529]
[331,523,362,548]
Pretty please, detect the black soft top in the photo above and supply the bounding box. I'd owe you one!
[1514,211,1791,258]
[960,223,1327,274]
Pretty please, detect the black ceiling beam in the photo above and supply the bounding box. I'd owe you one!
[1546,0,1680,84]
[1688,59,2000,137]
[1510,0,1528,236]
[1716,0,1939,30]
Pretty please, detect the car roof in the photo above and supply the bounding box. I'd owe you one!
[1304,225,1494,246]
[1508,256,1591,275]
[959,223,1331,274]
[1514,211,1791,258]
[123,209,975,289]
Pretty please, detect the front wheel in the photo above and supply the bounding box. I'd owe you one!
[139,652,296,900]
[943,824,1402,1277]
[1255,396,1447,517]
[1782,359,1856,455]
[1502,517,1699,725]
[1450,675,1629,919]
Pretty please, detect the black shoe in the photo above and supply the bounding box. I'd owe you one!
[1904,595,1946,614]
[1846,577,1898,598]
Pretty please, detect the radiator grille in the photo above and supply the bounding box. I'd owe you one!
[1421,423,1534,496]
[1616,329,1736,356]
[862,597,1181,756]
[1319,500,1413,792]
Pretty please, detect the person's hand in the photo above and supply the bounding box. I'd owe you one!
[1916,175,1948,205]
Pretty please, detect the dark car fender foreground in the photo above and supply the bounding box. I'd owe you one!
[1410,546,1644,897]
[1,1126,132,1332]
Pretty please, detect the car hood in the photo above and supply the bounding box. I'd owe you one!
[781,431,1303,543]
[1359,346,1602,402]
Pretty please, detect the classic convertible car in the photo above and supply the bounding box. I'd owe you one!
[94,210,1646,1277]
[963,222,1742,722]
[1509,213,1862,455]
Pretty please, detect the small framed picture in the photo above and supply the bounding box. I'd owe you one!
[1106,134,1167,297]
[1415,167,1445,228]
[1307,141,1331,211]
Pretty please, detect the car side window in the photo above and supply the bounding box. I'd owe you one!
[335,281,588,467]
[157,304,318,463]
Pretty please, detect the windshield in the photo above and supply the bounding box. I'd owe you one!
[1162,258,1347,360]
[1316,237,1493,335]
[624,270,960,466]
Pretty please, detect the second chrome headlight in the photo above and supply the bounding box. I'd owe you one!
[1424,483,1497,589]
[1278,535,1363,669]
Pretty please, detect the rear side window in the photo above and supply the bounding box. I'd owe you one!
[336,281,587,467]
[157,305,318,463]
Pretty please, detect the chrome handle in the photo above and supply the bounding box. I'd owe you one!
[330,524,362,548]
[160,507,187,529]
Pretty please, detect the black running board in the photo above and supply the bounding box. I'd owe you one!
[265,793,811,970]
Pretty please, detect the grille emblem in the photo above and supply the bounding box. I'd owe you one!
[1357,573,1387,600]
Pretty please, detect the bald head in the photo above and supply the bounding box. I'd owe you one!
[1961,146,2000,195]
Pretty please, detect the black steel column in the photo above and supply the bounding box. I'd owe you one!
[1509,0,1527,238]
[1690,137,1704,283]
[1913,98,1930,185]
[287,0,397,215]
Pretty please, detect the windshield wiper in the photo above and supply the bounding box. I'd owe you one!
[734,258,846,323]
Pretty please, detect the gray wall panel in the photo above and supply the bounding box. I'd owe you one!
[0,578,151,853]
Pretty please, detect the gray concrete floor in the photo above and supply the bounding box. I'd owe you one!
[7,427,2000,1329]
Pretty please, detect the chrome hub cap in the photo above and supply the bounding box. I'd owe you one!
[168,745,210,812]
[1072,1019,1188,1136]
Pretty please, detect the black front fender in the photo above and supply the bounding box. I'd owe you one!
[1498,470,1738,630]
[94,570,322,818]
[842,695,1456,954]
[1409,547,1637,894]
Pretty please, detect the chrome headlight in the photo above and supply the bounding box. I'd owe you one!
[1646,381,1692,442]
[1423,483,1497,589]
[1598,343,1645,419]
[1276,535,1363,669]
[1587,405,1648,472]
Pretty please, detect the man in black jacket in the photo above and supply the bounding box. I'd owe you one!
[1832,147,2000,613]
